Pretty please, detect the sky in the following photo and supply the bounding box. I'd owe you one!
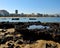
[0,0,60,14]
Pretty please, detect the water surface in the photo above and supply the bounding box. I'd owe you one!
[0,17,60,23]
[27,25,50,29]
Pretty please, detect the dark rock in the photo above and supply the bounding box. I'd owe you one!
[16,46,21,48]
[7,41,14,48]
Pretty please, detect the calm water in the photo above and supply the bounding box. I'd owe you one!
[0,17,60,23]
[27,25,50,29]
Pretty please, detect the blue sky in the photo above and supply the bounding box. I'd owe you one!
[0,0,60,14]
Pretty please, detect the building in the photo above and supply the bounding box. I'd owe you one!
[0,10,9,16]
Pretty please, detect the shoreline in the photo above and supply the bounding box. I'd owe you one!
[0,16,60,18]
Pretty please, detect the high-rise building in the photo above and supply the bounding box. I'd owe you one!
[15,10,18,14]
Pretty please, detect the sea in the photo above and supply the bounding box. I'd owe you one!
[0,17,60,23]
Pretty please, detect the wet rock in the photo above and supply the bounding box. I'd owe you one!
[46,43,58,48]
[5,36,13,41]
[0,22,60,45]
[8,43,14,48]
[16,39,23,44]
[0,38,7,44]
[16,46,21,48]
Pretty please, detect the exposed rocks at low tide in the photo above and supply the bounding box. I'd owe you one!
[0,22,60,48]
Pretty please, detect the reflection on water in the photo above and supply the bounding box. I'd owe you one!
[27,25,50,29]
[0,17,60,22]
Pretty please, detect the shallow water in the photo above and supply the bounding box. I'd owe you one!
[0,17,60,22]
[27,25,50,29]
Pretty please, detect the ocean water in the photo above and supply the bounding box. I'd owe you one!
[0,17,60,23]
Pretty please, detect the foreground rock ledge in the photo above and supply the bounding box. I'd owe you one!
[0,22,60,48]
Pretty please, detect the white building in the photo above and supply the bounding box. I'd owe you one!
[0,10,9,16]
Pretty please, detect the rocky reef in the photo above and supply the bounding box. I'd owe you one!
[0,22,60,48]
